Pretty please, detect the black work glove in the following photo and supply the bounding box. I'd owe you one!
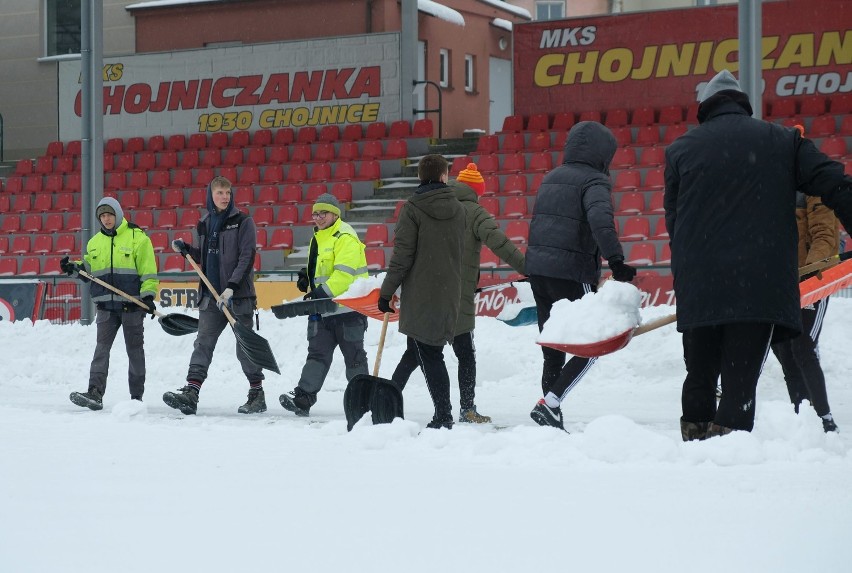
[303,288,329,301]
[296,268,309,293]
[608,256,637,282]
[141,295,157,318]
[60,256,83,277]
[171,239,190,258]
[377,296,395,314]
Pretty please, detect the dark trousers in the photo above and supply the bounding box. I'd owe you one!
[298,311,368,396]
[681,323,774,431]
[529,275,597,400]
[393,336,453,423]
[89,308,146,398]
[186,296,264,384]
[770,298,831,416]
[391,331,477,410]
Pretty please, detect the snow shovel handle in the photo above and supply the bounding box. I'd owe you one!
[798,250,852,278]
[78,269,161,317]
[475,277,529,293]
[184,254,237,326]
[633,313,677,337]
[372,312,390,377]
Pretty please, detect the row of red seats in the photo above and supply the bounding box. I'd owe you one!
[2,192,79,213]
[0,234,77,255]
[458,146,668,176]
[18,139,409,176]
[38,120,435,160]
[0,212,81,234]
[500,95,852,133]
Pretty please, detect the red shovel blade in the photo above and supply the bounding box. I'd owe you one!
[334,288,400,322]
[537,327,635,358]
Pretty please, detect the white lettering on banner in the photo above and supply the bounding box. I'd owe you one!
[776,72,852,96]
[475,289,522,317]
[539,26,597,49]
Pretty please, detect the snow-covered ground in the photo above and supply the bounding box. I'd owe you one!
[2,297,851,572]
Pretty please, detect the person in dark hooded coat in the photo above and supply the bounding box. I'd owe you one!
[664,69,852,439]
[378,154,465,429]
[525,121,637,431]
[163,176,265,416]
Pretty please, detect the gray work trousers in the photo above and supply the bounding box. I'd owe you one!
[186,296,264,383]
[297,311,368,395]
[89,308,146,398]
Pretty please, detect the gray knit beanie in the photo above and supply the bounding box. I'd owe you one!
[700,70,742,102]
[312,193,341,217]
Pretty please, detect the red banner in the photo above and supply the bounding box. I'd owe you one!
[513,0,850,117]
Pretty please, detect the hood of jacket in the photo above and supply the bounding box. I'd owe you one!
[410,182,461,220]
[449,180,479,204]
[96,196,125,235]
[561,121,617,174]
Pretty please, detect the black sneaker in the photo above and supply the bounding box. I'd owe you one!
[238,388,267,414]
[279,389,313,417]
[530,399,564,430]
[163,385,199,415]
[823,417,838,433]
[425,417,453,430]
[69,388,103,411]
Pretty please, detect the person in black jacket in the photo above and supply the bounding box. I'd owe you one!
[525,121,637,430]
[162,176,265,416]
[665,70,852,440]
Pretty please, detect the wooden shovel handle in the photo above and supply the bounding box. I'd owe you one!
[184,254,236,326]
[78,269,162,317]
[633,313,677,337]
[372,312,390,377]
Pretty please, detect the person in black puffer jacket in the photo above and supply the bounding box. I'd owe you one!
[526,121,637,431]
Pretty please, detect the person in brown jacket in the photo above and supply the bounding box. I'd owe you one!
[378,154,465,429]
[770,192,839,432]
[390,163,526,424]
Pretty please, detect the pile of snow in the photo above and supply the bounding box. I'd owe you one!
[538,280,642,344]
[337,273,386,298]
[496,281,535,321]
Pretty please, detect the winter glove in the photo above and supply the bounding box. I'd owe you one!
[608,256,637,283]
[141,295,157,318]
[60,256,83,277]
[303,288,330,301]
[296,268,310,293]
[171,239,190,258]
[377,296,395,314]
[217,288,234,311]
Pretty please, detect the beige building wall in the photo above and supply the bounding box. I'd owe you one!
[0,1,135,161]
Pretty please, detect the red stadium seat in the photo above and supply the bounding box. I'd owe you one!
[66,213,82,232]
[158,210,178,230]
[412,119,434,137]
[54,193,76,212]
[319,125,340,143]
[280,185,302,204]
[610,147,636,169]
[605,108,629,128]
[364,224,389,246]
[305,183,327,202]
[658,105,684,125]
[55,233,77,254]
[44,213,64,234]
[651,218,670,240]
[163,255,187,273]
[331,182,353,203]
[799,96,826,116]
[178,209,201,229]
[365,247,385,270]
[11,235,31,254]
[167,134,186,151]
[808,116,836,138]
[476,135,499,155]
[20,257,41,276]
[500,115,524,133]
[635,126,661,146]
[314,143,336,163]
[611,127,633,147]
[385,139,409,159]
[32,235,52,254]
[23,214,43,233]
[337,141,360,162]
[638,146,666,167]
[625,242,657,265]
[504,220,529,243]
[528,152,552,172]
[276,205,299,225]
[389,120,412,138]
[342,124,363,141]
[365,122,387,140]
[657,243,671,265]
[33,194,53,213]
[55,155,75,174]
[526,113,550,132]
[268,227,294,250]
[257,185,279,205]
[0,236,7,255]
[150,231,169,253]
[46,141,64,157]
[309,164,332,182]
[502,174,528,195]
[0,258,17,276]
[254,207,274,227]
[819,137,847,158]
[648,192,665,214]
[480,247,499,268]
[501,196,528,218]
[614,170,641,192]
[769,99,796,118]
[552,112,575,132]
[662,124,688,144]
[297,126,318,144]
[615,192,645,215]
[631,107,656,126]
[146,135,165,152]
[620,217,650,241]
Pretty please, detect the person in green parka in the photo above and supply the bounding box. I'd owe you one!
[390,163,525,423]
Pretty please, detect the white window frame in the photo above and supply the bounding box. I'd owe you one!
[43,0,81,58]
[464,54,475,93]
[535,1,565,21]
[439,49,450,88]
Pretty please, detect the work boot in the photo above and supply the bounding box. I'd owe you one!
[458,406,491,424]
[279,388,315,417]
[530,399,564,430]
[425,416,454,430]
[163,385,199,415]
[69,387,104,411]
[822,415,838,433]
[680,419,711,442]
[705,423,733,438]
[238,388,267,414]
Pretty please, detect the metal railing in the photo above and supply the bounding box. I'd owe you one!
[0,112,4,162]
[413,79,442,139]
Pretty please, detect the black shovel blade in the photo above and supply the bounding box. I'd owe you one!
[343,374,403,431]
[271,298,338,319]
[233,321,280,374]
[157,313,199,336]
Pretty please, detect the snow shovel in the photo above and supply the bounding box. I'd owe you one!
[271,297,338,319]
[77,269,198,336]
[184,254,280,374]
[343,311,404,431]
[538,313,678,358]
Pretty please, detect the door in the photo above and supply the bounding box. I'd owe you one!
[489,57,512,134]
